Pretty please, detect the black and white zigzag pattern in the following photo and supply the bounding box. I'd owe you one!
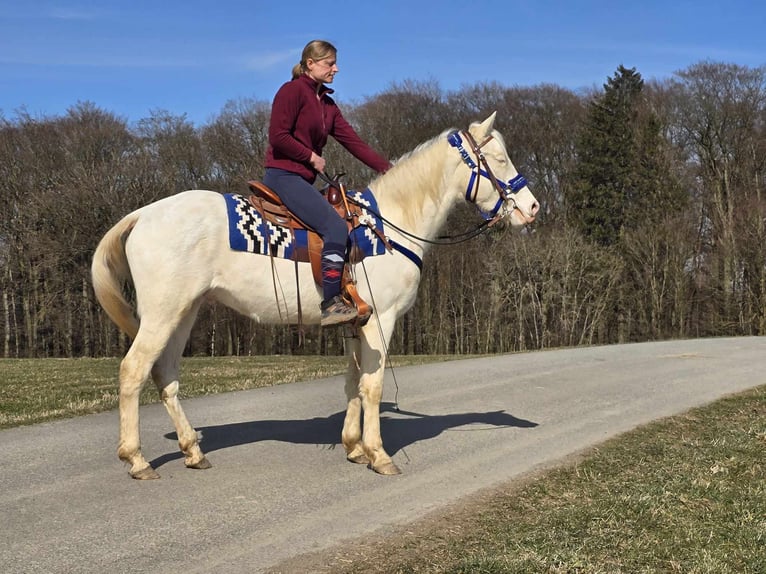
[231,194,294,257]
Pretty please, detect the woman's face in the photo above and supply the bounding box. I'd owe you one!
[306,54,338,84]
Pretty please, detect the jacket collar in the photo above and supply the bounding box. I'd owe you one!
[298,73,334,97]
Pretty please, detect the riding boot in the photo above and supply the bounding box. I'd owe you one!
[321,295,358,327]
[320,243,357,327]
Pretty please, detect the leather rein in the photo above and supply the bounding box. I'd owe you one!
[347,130,531,248]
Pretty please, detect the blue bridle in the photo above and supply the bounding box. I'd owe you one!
[447,130,528,222]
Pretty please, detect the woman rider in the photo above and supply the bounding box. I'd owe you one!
[263,39,392,327]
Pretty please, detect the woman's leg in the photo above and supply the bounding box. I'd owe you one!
[263,169,353,307]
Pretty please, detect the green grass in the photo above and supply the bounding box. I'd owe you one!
[0,355,458,429]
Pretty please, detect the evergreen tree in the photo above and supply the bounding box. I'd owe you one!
[568,66,683,246]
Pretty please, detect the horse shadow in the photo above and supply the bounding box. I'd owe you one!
[151,402,538,470]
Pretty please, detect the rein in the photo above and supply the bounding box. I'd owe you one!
[318,171,486,247]
[318,130,530,250]
[354,201,491,246]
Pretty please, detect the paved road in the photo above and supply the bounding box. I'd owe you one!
[2,337,764,573]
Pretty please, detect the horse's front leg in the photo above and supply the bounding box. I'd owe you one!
[360,370,400,475]
[358,314,401,475]
[342,336,368,464]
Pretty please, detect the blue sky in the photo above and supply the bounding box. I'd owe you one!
[2,0,764,126]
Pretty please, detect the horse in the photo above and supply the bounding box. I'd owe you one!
[91,112,539,479]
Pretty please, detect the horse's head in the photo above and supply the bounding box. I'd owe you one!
[448,112,539,227]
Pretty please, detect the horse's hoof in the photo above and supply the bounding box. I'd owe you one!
[131,466,160,480]
[371,461,402,475]
[347,453,371,465]
[187,456,212,470]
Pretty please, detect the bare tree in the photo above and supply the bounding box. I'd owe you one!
[669,62,766,334]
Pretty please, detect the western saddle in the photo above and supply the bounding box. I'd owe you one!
[246,179,378,326]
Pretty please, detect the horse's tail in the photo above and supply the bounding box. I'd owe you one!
[91,212,140,339]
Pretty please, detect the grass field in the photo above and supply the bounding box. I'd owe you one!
[0,355,456,429]
[2,356,764,573]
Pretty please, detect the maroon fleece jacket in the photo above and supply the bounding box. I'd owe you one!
[265,74,391,182]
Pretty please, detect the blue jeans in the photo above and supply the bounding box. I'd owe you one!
[262,168,347,302]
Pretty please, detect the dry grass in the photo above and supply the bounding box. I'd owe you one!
[0,355,458,429]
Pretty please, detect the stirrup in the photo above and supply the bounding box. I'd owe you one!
[343,278,373,326]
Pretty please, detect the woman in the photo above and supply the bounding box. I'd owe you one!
[263,39,392,327]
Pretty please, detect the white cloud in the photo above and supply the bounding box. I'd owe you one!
[243,48,300,71]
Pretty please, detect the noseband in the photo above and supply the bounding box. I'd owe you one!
[447,130,528,224]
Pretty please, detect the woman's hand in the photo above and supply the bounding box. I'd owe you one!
[309,152,326,174]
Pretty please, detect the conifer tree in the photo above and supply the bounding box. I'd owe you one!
[568,66,683,246]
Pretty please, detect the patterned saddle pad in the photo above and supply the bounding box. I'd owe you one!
[223,188,388,260]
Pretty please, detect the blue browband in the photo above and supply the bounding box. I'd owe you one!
[447,130,528,221]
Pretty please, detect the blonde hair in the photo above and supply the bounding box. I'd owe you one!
[291,39,337,80]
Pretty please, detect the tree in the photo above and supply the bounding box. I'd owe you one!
[569,66,647,246]
[4,63,766,358]
[201,98,271,193]
[668,62,766,334]
[567,66,690,340]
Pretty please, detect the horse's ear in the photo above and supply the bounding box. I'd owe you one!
[473,111,497,139]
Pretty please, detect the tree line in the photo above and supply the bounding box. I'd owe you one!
[1,60,765,358]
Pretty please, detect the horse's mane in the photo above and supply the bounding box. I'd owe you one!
[367,129,455,229]
[370,122,506,232]
[368,121,507,204]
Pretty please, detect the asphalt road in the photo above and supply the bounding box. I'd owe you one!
[2,337,764,573]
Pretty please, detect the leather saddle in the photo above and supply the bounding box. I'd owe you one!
[246,179,375,324]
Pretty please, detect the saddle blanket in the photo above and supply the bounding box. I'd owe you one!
[223,188,388,259]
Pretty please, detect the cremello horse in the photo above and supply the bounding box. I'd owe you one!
[91,113,539,479]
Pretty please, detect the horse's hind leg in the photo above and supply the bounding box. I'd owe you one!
[151,300,211,471]
[118,320,180,480]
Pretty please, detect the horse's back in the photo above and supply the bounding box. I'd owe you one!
[130,189,226,239]
[138,189,224,218]
[125,190,228,298]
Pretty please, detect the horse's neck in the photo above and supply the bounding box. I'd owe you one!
[372,138,460,244]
